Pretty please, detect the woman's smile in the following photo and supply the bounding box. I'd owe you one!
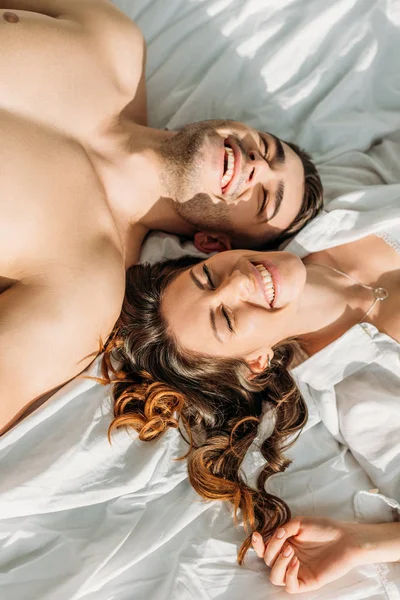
[161,249,306,361]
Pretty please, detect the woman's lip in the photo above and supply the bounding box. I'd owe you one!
[221,136,242,197]
[250,260,280,308]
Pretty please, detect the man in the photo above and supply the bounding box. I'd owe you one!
[0,0,322,432]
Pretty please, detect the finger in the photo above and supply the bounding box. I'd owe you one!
[251,532,265,558]
[269,544,294,586]
[280,517,303,538]
[285,555,300,594]
[263,527,290,567]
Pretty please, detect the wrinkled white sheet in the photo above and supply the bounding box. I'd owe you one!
[1,0,400,598]
[1,360,399,600]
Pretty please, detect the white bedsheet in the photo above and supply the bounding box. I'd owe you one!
[1,0,400,598]
[1,360,399,600]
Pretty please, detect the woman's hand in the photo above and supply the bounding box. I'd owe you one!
[252,516,400,594]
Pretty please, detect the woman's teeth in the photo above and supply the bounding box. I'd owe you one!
[221,145,235,189]
[255,264,275,304]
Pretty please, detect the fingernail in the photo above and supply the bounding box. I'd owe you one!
[276,528,286,539]
[283,546,293,557]
[252,532,259,543]
[291,556,298,567]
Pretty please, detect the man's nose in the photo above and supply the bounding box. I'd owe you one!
[245,150,271,186]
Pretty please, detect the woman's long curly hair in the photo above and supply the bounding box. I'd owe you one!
[102,256,307,563]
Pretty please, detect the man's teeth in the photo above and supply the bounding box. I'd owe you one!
[255,264,275,304]
[221,146,235,189]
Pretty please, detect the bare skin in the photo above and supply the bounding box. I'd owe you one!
[252,517,400,594]
[0,0,147,433]
[0,0,307,433]
[163,233,400,368]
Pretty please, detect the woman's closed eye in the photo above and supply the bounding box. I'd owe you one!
[203,263,216,289]
[203,264,235,334]
[221,305,234,333]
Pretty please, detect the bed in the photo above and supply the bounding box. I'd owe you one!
[1,0,400,598]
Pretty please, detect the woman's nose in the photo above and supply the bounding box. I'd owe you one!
[220,270,250,301]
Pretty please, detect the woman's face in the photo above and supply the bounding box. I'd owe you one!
[162,250,306,371]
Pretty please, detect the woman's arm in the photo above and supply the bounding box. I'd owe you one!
[252,516,400,594]
[354,521,400,564]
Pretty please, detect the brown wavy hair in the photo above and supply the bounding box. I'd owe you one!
[102,256,307,563]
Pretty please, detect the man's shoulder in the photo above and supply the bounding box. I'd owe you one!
[82,3,146,98]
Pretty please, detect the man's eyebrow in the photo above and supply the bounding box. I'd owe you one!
[259,179,285,224]
[270,180,285,220]
[210,308,222,343]
[257,133,287,223]
[189,268,204,290]
[271,134,286,164]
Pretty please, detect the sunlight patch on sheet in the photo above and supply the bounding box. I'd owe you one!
[337,27,368,57]
[279,70,322,109]
[387,1,400,25]
[216,0,294,37]
[330,191,365,206]
[236,22,283,58]
[206,0,234,18]
[337,191,365,205]
[354,39,378,72]
[261,0,358,93]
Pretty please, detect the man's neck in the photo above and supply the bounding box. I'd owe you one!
[88,118,195,265]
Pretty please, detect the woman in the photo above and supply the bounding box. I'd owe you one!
[103,216,400,593]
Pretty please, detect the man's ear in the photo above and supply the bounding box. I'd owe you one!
[246,351,272,379]
[194,231,232,254]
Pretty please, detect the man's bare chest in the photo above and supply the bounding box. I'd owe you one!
[0,112,123,285]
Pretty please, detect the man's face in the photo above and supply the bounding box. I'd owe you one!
[159,119,305,247]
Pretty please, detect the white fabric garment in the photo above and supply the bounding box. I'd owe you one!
[285,206,400,519]
[293,322,400,518]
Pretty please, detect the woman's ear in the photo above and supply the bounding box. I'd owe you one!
[194,231,232,254]
[246,351,273,379]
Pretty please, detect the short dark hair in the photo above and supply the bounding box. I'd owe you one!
[269,141,323,247]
